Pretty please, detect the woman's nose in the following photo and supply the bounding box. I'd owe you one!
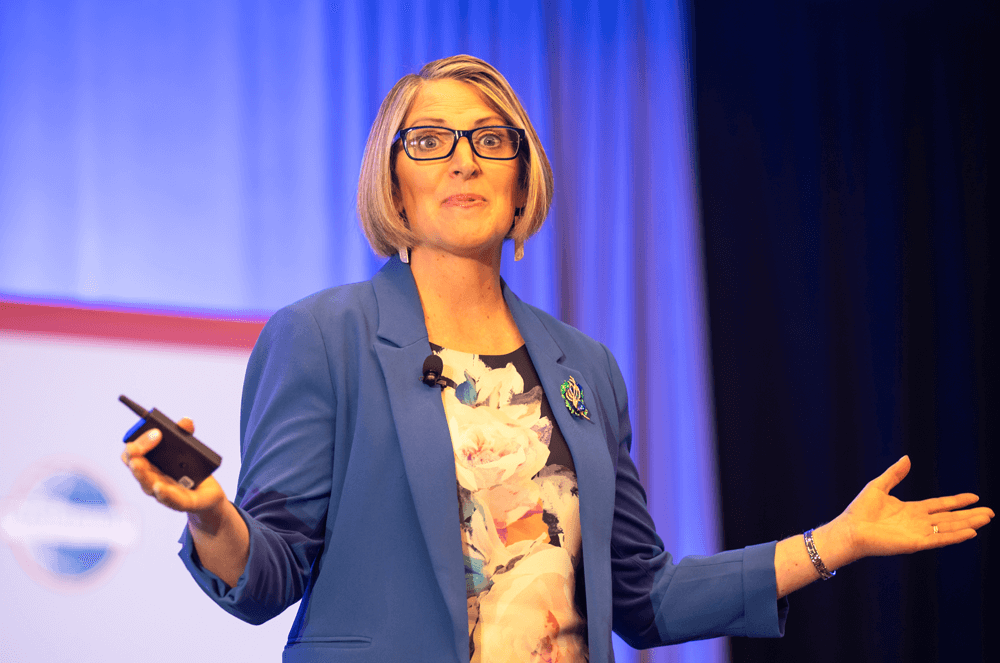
[450,135,480,176]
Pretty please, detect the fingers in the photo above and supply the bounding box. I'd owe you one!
[177,417,195,434]
[124,451,162,496]
[121,429,175,499]
[923,529,977,550]
[870,455,911,493]
[155,476,225,513]
[915,507,994,554]
[920,493,981,514]
[126,462,218,512]
[931,507,994,532]
[149,480,193,511]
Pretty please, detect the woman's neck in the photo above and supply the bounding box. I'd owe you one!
[408,245,524,354]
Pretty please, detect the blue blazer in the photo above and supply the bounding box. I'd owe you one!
[180,257,786,662]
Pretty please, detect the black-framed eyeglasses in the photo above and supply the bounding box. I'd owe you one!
[396,125,526,161]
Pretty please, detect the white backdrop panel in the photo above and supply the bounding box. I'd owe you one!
[0,332,295,662]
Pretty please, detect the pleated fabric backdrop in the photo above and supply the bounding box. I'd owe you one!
[0,2,722,661]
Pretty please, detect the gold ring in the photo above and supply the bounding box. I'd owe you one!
[932,524,939,534]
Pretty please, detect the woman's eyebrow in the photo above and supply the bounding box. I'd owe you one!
[473,116,507,126]
[406,116,508,127]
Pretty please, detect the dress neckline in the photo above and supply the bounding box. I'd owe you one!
[430,342,527,360]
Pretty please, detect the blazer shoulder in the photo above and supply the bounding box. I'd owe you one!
[264,280,378,336]
[285,280,377,319]
[246,281,381,372]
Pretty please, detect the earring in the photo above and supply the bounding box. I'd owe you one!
[511,207,525,261]
[396,207,410,263]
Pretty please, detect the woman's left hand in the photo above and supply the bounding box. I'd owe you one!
[776,456,993,598]
[836,455,993,562]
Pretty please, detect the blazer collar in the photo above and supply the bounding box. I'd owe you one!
[370,255,566,358]
[371,256,429,348]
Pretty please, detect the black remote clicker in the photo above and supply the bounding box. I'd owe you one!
[119,394,221,489]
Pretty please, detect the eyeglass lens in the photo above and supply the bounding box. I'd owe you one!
[403,127,520,160]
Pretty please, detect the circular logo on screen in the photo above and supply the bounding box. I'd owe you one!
[0,458,139,592]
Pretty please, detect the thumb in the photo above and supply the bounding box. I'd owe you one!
[871,455,910,493]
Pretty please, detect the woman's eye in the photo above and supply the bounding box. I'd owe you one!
[478,133,502,148]
[417,135,440,150]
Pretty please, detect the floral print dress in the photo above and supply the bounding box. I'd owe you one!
[433,344,589,663]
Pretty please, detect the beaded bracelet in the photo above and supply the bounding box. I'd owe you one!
[803,528,835,580]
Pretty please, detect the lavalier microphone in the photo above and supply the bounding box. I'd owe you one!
[421,354,457,389]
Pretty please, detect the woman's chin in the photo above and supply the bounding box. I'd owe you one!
[413,239,506,262]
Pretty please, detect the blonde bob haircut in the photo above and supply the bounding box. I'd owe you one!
[358,55,554,258]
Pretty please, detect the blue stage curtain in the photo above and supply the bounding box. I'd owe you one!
[0,2,722,661]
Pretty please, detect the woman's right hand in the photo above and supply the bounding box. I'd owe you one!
[121,418,227,515]
[122,417,249,587]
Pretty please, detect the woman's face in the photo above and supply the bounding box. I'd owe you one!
[394,78,524,263]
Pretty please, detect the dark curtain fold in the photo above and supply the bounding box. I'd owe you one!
[693,1,994,661]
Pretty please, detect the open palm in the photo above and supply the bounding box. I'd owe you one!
[841,456,992,559]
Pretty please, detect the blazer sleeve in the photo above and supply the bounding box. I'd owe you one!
[602,345,789,648]
[178,303,336,625]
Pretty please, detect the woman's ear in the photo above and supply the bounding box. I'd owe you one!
[392,185,408,226]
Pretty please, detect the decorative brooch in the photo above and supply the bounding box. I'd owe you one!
[560,376,591,421]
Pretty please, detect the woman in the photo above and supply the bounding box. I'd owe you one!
[122,55,993,662]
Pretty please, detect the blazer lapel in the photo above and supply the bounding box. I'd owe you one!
[371,258,469,662]
[504,284,617,663]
